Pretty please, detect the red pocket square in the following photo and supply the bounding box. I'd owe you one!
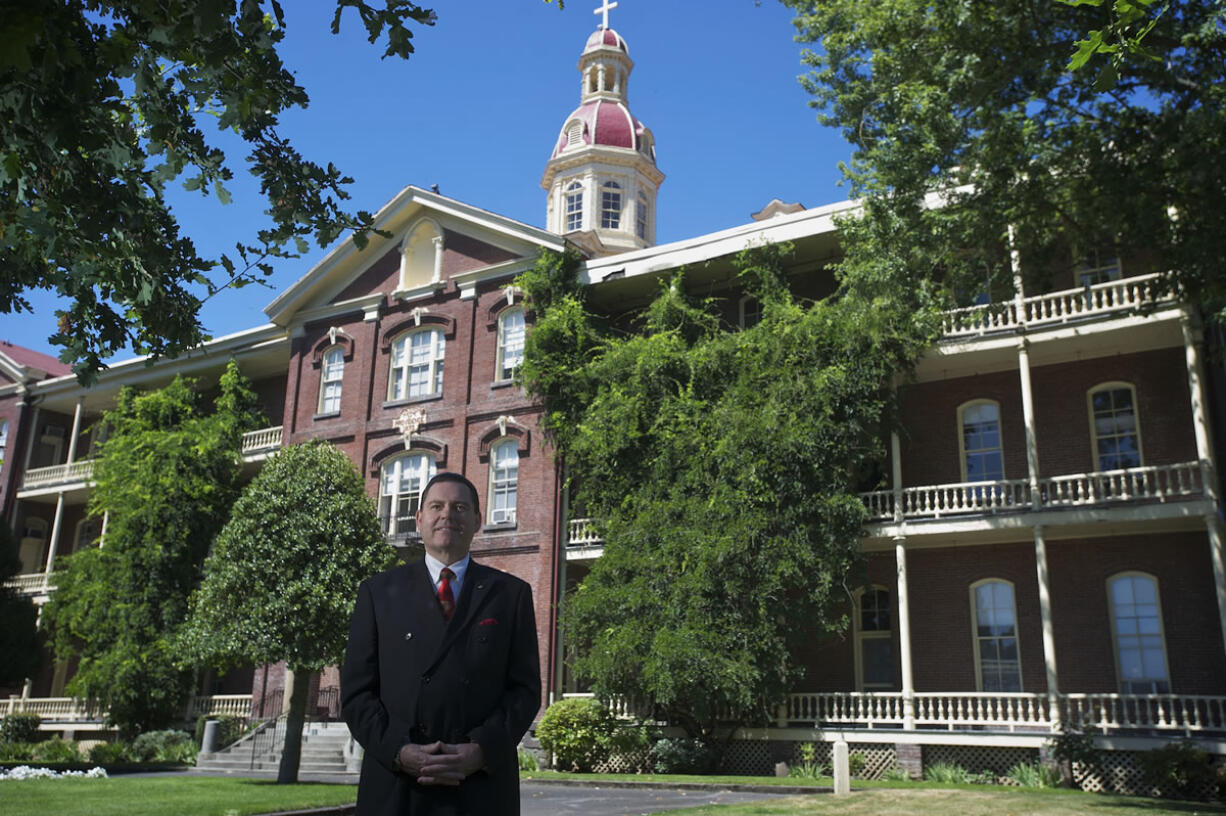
[478,617,498,626]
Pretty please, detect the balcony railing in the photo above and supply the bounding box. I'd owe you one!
[567,517,604,548]
[781,691,1226,736]
[6,572,58,597]
[19,459,95,491]
[241,425,283,455]
[941,273,1172,338]
[190,694,255,720]
[861,461,1205,522]
[18,427,283,491]
[2,696,104,722]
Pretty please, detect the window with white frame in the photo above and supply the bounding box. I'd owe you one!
[379,453,436,536]
[971,579,1022,691]
[488,440,519,525]
[1108,572,1170,693]
[1089,384,1141,470]
[636,193,649,240]
[388,329,445,401]
[600,181,622,229]
[565,182,584,232]
[496,307,526,382]
[74,517,101,552]
[318,346,345,414]
[0,418,8,464]
[960,401,1004,482]
[856,587,893,690]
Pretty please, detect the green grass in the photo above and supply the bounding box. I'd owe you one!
[650,787,1226,815]
[0,776,357,816]
[523,769,835,787]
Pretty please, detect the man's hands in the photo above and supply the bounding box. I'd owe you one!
[397,741,486,785]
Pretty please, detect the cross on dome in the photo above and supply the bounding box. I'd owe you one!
[593,0,618,30]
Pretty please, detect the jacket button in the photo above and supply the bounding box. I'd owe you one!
[422,676,431,684]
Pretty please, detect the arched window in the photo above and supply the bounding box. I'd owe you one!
[636,193,649,240]
[971,579,1021,691]
[318,346,345,414]
[959,400,1003,482]
[1089,383,1141,470]
[1108,572,1170,693]
[73,517,101,553]
[739,296,762,330]
[388,329,445,401]
[488,440,519,525]
[600,181,622,229]
[496,307,526,383]
[564,182,584,232]
[380,453,436,536]
[855,587,893,691]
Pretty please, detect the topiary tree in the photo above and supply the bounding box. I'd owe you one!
[179,440,394,783]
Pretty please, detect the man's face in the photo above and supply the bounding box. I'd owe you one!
[416,480,479,563]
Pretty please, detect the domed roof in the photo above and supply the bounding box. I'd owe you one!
[550,99,655,162]
[584,27,628,55]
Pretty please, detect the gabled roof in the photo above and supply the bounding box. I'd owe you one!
[264,186,566,327]
[0,340,71,382]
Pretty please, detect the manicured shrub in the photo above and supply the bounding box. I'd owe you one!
[651,737,717,775]
[88,741,131,764]
[131,729,196,763]
[0,741,37,761]
[32,736,82,763]
[536,697,628,772]
[0,713,42,744]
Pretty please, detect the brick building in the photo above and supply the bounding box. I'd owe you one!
[2,11,1224,787]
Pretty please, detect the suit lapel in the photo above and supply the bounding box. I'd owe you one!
[425,560,500,672]
[405,560,446,659]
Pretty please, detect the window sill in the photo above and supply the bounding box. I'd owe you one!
[490,379,516,390]
[483,522,517,533]
[313,411,341,421]
[382,394,443,410]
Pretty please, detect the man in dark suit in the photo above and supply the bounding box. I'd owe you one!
[342,472,541,815]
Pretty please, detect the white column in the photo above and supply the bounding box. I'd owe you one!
[1017,339,1041,509]
[1033,524,1061,728]
[99,510,109,549]
[1181,314,1226,658]
[895,535,915,730]
[66,398,83,464]
[44,493,65,576]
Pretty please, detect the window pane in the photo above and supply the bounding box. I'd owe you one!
[862,638,892,686]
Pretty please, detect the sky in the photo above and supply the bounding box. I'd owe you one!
[4,0,854,362]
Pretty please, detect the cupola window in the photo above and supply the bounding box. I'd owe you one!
[566,121,583,148]
[601,181,622,229]
[565,182,584,232]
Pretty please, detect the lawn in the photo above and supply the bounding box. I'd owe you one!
[0,776,357,816]
[651,787,1226,816]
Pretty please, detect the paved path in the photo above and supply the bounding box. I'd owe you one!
[521,781,798,815]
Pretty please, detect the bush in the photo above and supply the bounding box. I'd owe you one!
[536,698,630,773]
[848,751,867,778]
[32,736,82,763]
[0,741,37,761]
[924,761,988,785]
[787,743,825,780]
[130,729,196,764]
[882,765,912,782]
[0,713,42,744]
[1047,720,1101,784]
[652,737,717,775]
[517,748,539,772]
[1005,761,1059,788]
[1140,742,1218,800]
[88,741,131,764]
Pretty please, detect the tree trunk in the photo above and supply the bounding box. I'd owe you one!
[276,668,310,784]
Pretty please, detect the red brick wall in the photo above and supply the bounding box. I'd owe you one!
[898,347,1196,487]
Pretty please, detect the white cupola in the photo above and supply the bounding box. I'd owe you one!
[541,1,664,254]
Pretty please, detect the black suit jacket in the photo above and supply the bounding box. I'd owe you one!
[342,559,540,815]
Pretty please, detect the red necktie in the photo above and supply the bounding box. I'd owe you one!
[437,567,455,621]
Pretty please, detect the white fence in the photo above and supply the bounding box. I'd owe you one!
[941,273,1171,338]
[861,461,1204,522]
[20,459,95,490]
[567,518,604,548]
[190,694,255,719]
[241,426,283,454]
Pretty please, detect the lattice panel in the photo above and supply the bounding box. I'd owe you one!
[1073,750,1223,801]
[788,740,831,769]
[719,739,773,775]
[848,743,897,780]
[595,747,651,774]
[923,745,1038,780]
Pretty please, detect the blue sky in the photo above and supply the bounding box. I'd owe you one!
[6,0,853,362]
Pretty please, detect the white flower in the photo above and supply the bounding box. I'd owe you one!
[0,765,108,781]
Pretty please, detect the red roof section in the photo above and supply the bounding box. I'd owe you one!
[0,340,72,378]
[585,27,628,54]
